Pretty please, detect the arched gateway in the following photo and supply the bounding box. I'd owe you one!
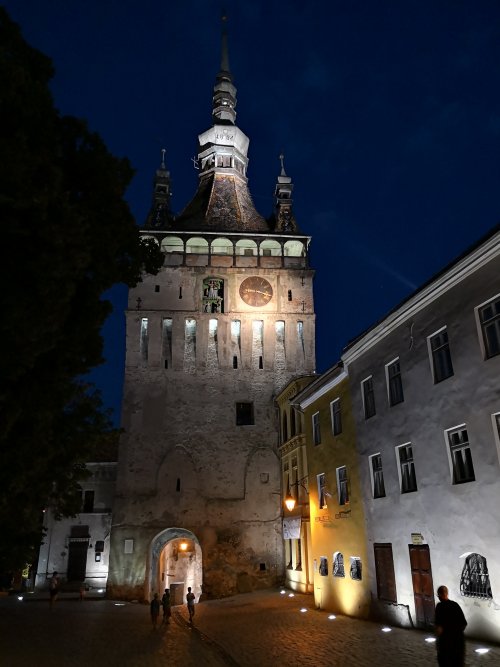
[148,528,202,605]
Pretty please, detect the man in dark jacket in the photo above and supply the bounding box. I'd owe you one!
[435,585,467,666]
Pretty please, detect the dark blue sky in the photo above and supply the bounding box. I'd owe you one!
[6,1,500,424]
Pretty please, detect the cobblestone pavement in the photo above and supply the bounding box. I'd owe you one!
[0,589,498,667]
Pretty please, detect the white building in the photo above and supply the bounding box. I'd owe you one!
[342,225,500,642]
[35,461,116,592]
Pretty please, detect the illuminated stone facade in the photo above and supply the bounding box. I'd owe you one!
[108,34,316,602]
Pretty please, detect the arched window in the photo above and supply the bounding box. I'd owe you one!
[161,236,183,253]
[211,237,233,255]
[283,240,304,257]
[460,553,492,599]
[236,239,257,256]
[259,239,281,257]
[186,237,208,254]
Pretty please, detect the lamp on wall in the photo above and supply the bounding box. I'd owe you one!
[179,541,188,551]
[284,475,309,512]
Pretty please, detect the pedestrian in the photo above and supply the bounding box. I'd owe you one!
[435,585,467,667]
[186,586,195,624]
[161,588,171,624]
[48,571,60,609]
[150,593,160,629]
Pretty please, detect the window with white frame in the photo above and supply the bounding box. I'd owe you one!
[330,398,342,436]
[362,376,376,419]
[312,411,321,445]
[317,473,327,509]
[446,426,475,484]
[369,453,386,498]
[396,443,417,493]
[428,327,454,383]
[337,466,349,505]
[386,358,404,406]
[477,294,500,359]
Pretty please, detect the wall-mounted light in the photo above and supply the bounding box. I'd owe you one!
[179,541,188,551]
[284,475,309,512]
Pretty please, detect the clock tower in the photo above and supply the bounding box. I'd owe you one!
[108,24,316,601]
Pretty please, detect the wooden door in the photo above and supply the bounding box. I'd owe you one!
[409,544,435,628]
[374,543,397,603]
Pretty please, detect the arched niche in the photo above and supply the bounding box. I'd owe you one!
[161,236,184,253]
[236,239,257,256]
[284,240,304,257]
[259,239,282,257]
[186,237,209,254]
[211,237,233,255]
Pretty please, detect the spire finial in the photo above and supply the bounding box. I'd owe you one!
[279,153,286,176]
[160,148,166,169]
[220,11,230,73]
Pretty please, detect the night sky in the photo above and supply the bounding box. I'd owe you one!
[6,1,500,425]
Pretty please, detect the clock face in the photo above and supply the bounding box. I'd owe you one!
[239,276,273,307]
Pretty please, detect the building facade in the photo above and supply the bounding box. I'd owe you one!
[292,364,371,617]
[276,375,316,594]
[36,461,117,592]
[107,34,316,601]
[342,226,500,641]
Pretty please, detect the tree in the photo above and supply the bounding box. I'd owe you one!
[0,8,163,572]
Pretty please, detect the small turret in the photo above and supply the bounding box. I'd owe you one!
[212,15,237,125]
[273,154,299,233]
[144,149,173,229]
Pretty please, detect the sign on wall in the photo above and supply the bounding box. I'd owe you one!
[283,517,301,539]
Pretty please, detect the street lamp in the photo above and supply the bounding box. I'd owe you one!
[284,475,309,511]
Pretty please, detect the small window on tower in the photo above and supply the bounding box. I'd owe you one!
[262,249,272,257]
[155,285,160,293]
[236,402,254,426]
[288,290,292,301]
[233,356,238,369]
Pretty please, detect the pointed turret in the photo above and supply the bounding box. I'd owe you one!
[212,15,237,125]
[272,154,300,233]
[176,16,268,233]
[144,149,173,229]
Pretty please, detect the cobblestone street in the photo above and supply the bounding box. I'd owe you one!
[0,589,498,666]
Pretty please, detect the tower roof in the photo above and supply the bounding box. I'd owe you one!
[175,17,269,234]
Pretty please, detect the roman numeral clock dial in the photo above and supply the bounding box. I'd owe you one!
[239,277,273,307]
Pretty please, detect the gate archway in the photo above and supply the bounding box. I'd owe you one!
[148,528,202,604]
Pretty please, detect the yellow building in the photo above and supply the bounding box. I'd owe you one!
[292,363,371,617]
[276,376,315,594]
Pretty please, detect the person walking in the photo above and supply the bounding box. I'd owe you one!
[186,586,195,624]
[48,571,60,609]
[161,588,171,624]
[435,585,467,667]
[150,593,160,629]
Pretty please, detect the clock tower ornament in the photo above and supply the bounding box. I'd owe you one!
[108,16,316,605]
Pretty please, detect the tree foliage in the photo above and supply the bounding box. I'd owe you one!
[0,8,163,572]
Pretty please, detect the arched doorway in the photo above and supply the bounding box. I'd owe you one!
[148,528,202,605]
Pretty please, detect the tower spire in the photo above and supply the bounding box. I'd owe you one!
[273,153,299,233]
[212,13,237,124]
[143,148,173,229]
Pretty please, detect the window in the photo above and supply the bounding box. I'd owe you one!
[350,557,362,581]
[287,539,293,569]
[428,328,454,383]
[140,318,149,362]
[446,426,475,484]
[95,540,104,553]
[312,412,321,445]
[493,413,500,466]
[397,443,417,493]
[330,398,342,436]
[374,543,397,603]
[370,453,386,498]
[333,551,345,577]
[319,556,328,576]
[288,290,292,301]
[282,412,288,442]
[460,553,492,599]
[337,466,349,505]
[233,355,238,369]
[478,295,500,359]
[82,490,94,513]
[154,284,160,292]
[386,358,404,406]
[362,376,376,419]
[317,473,327,509]
[236,402,254,426]
[295,539,302,570]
